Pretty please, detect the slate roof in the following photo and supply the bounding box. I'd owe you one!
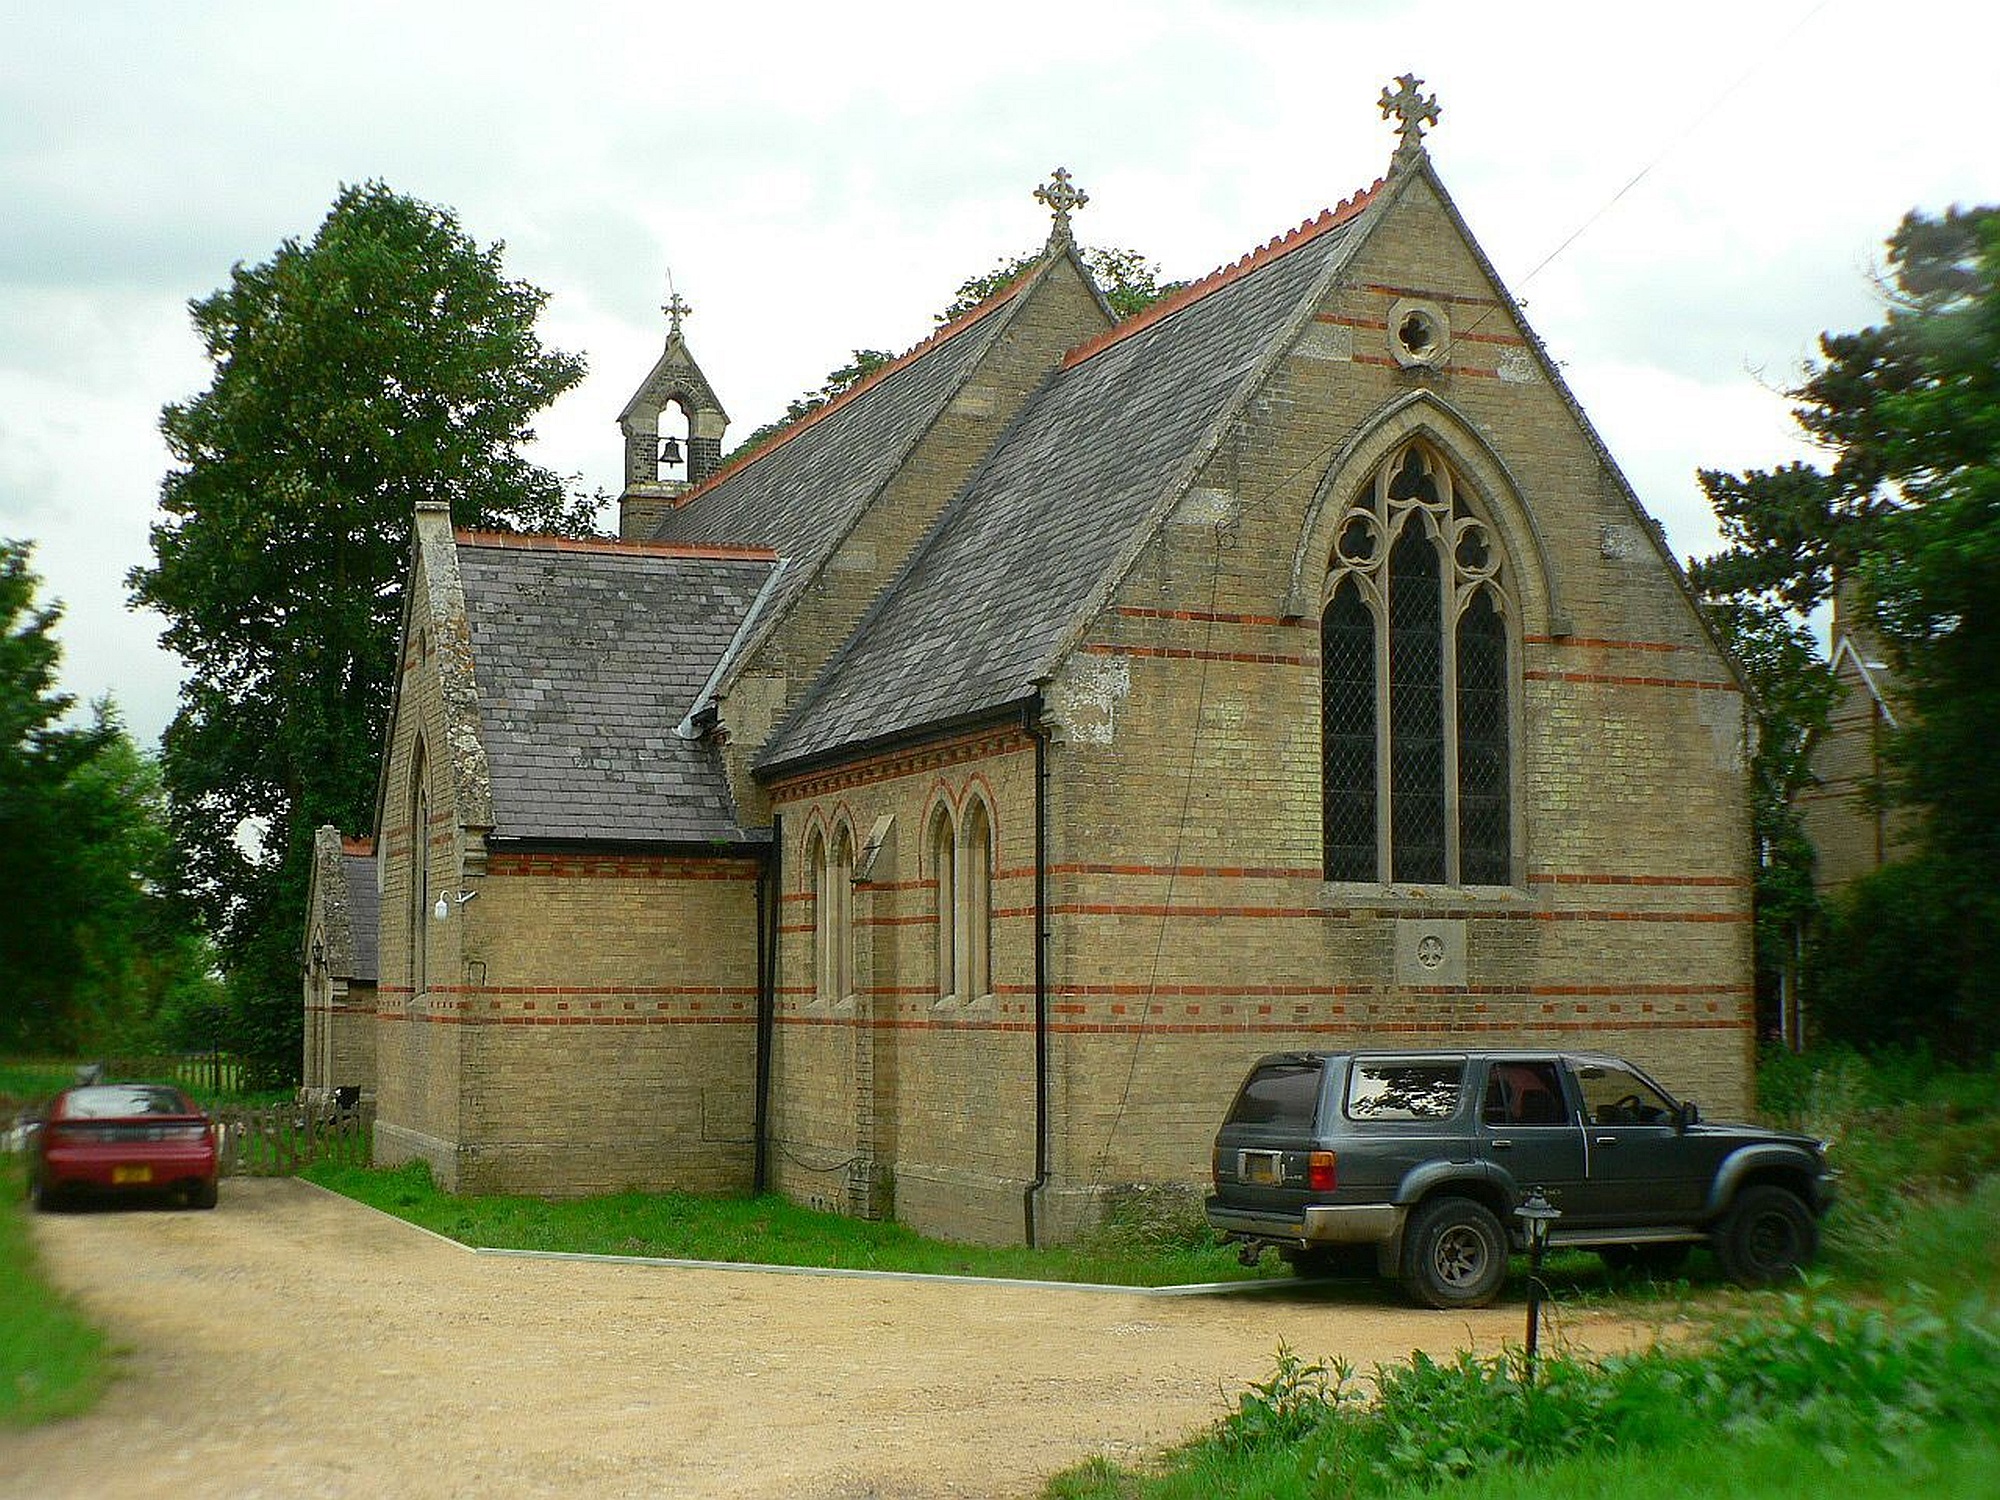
[758,192,1383,770]
[649,287,1022,630]
[456,534,779,844]
[339,850,379,983]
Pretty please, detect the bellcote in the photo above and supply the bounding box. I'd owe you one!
[617,290,730,540]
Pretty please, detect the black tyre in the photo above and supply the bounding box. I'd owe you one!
[28,1174,58,1212]
[187,1178,219,1210]
[1598,1242,1692,1277]
[1400,1198,1508,1309]
[1715,1186,1816,1287]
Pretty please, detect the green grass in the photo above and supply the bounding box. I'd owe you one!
[304,1159,1280,1286]
[0,1158,111,1427]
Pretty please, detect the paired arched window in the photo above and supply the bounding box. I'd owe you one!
[929,796,995,1002]
[806,823,855,1003]
[1321,442,1513,886]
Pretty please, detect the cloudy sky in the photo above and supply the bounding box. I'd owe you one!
[2,0,1993,749]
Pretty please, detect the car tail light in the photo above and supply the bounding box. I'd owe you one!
[166,1124,210,1141]
[1308,1150,1337,1191]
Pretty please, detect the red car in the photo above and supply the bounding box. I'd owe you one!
[30,1083,219,1210]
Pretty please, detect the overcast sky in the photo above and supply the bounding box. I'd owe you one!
[2,0,1994,750]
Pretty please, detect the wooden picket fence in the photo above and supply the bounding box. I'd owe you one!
[212,1100,375,1177]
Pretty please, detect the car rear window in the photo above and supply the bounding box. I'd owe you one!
[1345,1059,1465,1121]
[59,1085,194,1119]
[1226,1059,1324,1129]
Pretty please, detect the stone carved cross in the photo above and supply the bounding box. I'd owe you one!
[1379,73,1441,163]
[662,289,692,335]
[1034,167,1090,241]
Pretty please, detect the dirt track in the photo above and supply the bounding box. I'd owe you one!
[7,1178,1670,1498]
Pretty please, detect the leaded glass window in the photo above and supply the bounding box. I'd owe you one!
[1320,441,1514,885]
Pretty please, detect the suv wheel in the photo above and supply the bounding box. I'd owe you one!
[1401,1197,1508,1309]
[1715,1186,1816,1287]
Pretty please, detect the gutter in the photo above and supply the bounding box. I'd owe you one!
[753,813,780,1192]
[1022,694,1052,1247]
[677,559,790,740]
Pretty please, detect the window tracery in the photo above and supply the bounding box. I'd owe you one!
[1321,442,1513,885]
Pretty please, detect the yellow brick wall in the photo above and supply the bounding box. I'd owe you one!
[768,725,1042,1243]
[373,544,471,1185]
[766,173,1754,1242]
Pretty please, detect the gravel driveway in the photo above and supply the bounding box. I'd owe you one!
[8,1178,1665,1498]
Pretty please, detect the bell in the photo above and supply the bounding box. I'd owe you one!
[658,435,684,465]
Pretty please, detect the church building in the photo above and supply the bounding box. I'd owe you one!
[347,82,1755,1244]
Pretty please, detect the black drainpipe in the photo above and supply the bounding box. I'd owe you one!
[753,813,780,1193]
[1022,695,1051,1247]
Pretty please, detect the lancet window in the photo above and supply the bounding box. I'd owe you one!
[1321,442,1513,885]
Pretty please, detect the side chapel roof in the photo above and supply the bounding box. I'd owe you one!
[455,533,779,845]
[757,183,1387,770]
[307,826,378,982]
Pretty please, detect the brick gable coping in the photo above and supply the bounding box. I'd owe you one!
[1058,178,1385,372]
[664,273,1033,509]
[452,529,777,564]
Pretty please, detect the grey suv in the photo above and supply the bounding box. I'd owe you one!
[1205,1050,1836,1308]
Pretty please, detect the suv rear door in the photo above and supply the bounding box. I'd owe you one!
[1211,1055,1329,1216]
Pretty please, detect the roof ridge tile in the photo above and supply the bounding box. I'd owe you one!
[453,530,777,563]
[1059,178,1384,371]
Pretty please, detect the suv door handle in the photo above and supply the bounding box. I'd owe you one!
[1489,1138,1513,1149]
[1595,1135,1617,1146]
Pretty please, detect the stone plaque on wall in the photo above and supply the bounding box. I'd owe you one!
[1395,917,1466,988]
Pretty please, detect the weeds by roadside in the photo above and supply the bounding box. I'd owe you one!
[1048,1290,2000,1499]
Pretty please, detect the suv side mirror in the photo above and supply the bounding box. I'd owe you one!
[1677,1100,1700,1132]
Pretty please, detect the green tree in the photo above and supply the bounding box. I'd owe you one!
[1706,599,1836,1029]
[939,244,1186,323]
[730,245,1185,465]
[0,542,212,1052]
[1693,205,2000,1056]
[129,181,596,1080]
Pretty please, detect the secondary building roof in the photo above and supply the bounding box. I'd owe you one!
[456,533,779,845]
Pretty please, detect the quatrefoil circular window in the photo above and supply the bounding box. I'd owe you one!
[1388,297,1449,369]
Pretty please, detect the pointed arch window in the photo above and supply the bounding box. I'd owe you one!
[961,800,994,1001]
[830,823,856,1002]
[805,828,830,1002]
[408,743,430,995]
[929,805,957,1001]
[1321,442,1513,885]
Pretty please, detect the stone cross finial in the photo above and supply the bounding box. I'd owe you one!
[1379,73,1441,166]
[1034,167,1089,244]
[662,289,692,336]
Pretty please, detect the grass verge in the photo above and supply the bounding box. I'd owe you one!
[303,1160,1277,1286]
[0,1157,110,1427]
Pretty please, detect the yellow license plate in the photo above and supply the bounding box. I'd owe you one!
[112,1165,152,1185]
[1241,1151,1283,1185]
